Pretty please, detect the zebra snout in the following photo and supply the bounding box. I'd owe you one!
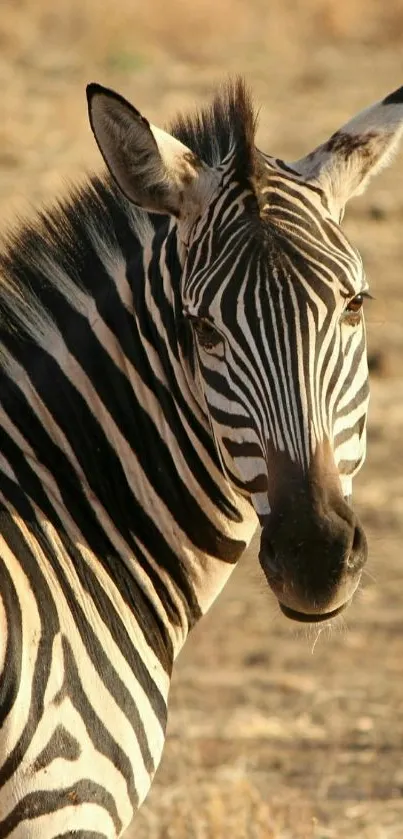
[259,500,368,624]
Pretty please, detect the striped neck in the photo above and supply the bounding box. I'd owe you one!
[0,183,257,658]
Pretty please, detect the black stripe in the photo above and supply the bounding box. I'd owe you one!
[222,439,262,459]
[0,547,22,728]
[33,725,81,771]
[30,295,241,560]
[0,424,65,523]
[61,636,139,812]
[335,379,369,420]
[1,375,181,656]
[120,234,242,524]
[22,512,161,783]
[0,508,59,788]
[54,833,108,839]
[56,528,169,727]
[0,780,122,838]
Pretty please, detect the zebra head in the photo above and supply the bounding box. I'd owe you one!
[87,82,403,623]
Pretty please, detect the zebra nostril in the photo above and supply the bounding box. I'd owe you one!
[258,538,285,591]
[346,524,367,572]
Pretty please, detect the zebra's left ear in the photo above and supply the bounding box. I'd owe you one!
[86,83,213,218]
[290,86,403,221]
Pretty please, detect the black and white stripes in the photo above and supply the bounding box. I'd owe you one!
[0,78,403,836]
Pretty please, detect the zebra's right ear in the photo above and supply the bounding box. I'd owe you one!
[87,83,212,217]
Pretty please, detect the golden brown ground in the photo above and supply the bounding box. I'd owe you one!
[2,2,403,836]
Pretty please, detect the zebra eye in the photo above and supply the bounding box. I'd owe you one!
[190,317,222,352]
[346,294,364,314]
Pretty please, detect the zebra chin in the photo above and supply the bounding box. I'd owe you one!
[260,559,363,624]
[272,584,358,624]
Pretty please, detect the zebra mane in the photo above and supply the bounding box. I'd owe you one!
[170,78,257,176]
[0,175,155,364]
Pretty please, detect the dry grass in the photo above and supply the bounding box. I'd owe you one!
[133,775,320,839]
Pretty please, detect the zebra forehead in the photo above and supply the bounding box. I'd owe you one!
[185,181,363,299]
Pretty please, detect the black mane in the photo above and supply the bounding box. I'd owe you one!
[170,77,257,176]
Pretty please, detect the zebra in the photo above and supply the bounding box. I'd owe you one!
[0,78,402,837]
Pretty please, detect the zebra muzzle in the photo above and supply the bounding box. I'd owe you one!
[258,497,367,623]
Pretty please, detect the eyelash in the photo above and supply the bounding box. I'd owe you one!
[187,316,223,352]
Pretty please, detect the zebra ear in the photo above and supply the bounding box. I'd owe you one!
[290,86,403,221]
[86,83,209,217]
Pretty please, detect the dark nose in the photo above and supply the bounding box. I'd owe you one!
[259,490,367,623]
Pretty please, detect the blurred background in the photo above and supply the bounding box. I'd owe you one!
[2,1,403,836]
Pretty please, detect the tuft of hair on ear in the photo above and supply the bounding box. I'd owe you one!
[170,77,258,184]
